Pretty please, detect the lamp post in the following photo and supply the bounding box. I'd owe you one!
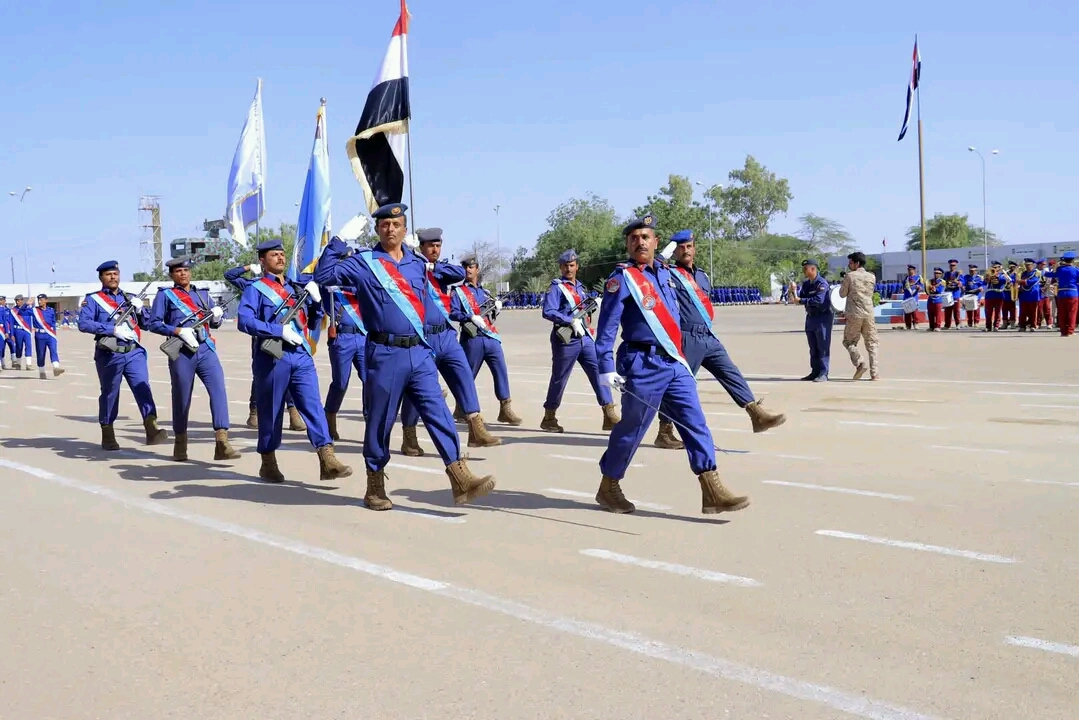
[8,186,31,295]
[694,181,722,282]
[494,205,501,291]
[967,147,998,270]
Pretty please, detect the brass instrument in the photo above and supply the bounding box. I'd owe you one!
[1009,268,1020,302]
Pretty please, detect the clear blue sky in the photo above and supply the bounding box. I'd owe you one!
[2,0,1077,282]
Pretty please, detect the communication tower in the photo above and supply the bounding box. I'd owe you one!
[139,196,163,274]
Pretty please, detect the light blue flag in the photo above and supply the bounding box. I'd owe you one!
[290,99,332,350]
[226,79,267,247]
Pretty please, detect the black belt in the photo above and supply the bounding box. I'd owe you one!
[335,325,363,334]
[625,341,674,359]
[425,322,450,335]
[369,332,421,348]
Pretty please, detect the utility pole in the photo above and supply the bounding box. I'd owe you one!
[494,205,501,291]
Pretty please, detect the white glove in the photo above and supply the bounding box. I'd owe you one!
[129,297,144,311]
[600,372,625,390]
[177,327,198,350]
[470,314,485,328]
[404,233,420,249]
[659,241,677,261]
[281,324,304,347]
[571,318,586,337]
[210,306,224,321]
[495,299,503,311]
[304,281,322,304]
[112,324,136,342]
[424,262,435,272]
[247,263,261,275]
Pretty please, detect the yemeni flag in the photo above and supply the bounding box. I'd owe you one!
[346,0,411,214]
[897,38,921,142]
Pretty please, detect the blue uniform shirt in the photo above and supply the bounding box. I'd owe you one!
[78,287,150,348]
[799,276,832,316]
[902,275,923,300]
[224,265,255,292]
[0,305,14,335]
[943,270,963,299]
[669,264,714,330]
[324,285,366,333]
[542,277,591,326]
[962,273,984,296]
[31,306,58,333]
[1018,270,1042,303]
[595,259,682,375]
[927,277,946,304]
[147,285,222,338]
[237,274,323,340]
[985,271,1008,298]
[450,281,496,324]
[424,260,465,326]
[1055,264,1079,298]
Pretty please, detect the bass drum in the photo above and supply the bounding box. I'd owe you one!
[829,286,845,313]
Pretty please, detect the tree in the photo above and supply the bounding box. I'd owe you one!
[718,155,792,241]
[797,214,856,255]
[631,175,710,241]
[460,239,511,290]
[904,213,1000,251]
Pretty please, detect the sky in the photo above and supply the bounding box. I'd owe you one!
[2,0,1077,282]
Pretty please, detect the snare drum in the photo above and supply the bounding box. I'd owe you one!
[941,293,955,308]
[829,286,845,313]
[901,297,919,314]
[961,294,980,311]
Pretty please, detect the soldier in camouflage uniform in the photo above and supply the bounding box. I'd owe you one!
[839,252,879,380]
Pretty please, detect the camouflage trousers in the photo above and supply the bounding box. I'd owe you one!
[842,315,879,376]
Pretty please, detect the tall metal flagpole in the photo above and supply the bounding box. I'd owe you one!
[406,130,416,234]
[915,38,927,277]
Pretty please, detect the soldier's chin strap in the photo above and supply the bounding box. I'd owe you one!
[609,380,743,455]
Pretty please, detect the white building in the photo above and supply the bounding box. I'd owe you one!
[828,241,1079,281]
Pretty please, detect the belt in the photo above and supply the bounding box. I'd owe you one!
[625,341,674,360]
[335,325,364,334]
[369,332,422,348]
[96,342,135,354]
[425,322,450,335]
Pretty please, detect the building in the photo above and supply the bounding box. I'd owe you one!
[0,281,233,315]
[828,241,1079,281]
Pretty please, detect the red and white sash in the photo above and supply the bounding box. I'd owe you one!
[90,292,142,341]
[32,307,56,340]
[556,280,594,337]
[621,266,689,372]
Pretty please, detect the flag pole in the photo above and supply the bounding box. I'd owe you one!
[915,37,927,277]
[406,126,416,234]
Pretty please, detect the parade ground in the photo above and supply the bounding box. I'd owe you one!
[1,305,1076,720]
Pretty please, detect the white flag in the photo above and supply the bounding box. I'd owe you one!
[226,79,267,247]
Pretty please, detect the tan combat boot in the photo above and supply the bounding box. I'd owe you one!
[317,445,352,481]
[601,403,620,431]
[325,411,340,442]
[214,429,241,460]
[400,425,424,457]
[745,399,786,433]
[246,408,258,429]
[698,470,750,514]
[445,458,496,505]
[653,419,684,449]
[595,476,635,514]
[101,424,120,451]
[259,452,284,483]
[453,405,466,422]
[143,415,168,445]
[466,413,501,447]
[52,365,65,377]
[853,364,868,381]
[539,408,563,433]
[287,407,307,432]
[364,469,393,511]
[172,433,188,462]
[497,399,522,426]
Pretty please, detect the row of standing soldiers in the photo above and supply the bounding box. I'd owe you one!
[0,293,65,377]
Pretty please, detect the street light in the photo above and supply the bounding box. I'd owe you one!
[494,205,501,291]
[7,186,31,294]
[967,147,998,270]
[694,180,723,282]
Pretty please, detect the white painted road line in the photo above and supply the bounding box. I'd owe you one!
[24,405,56,413]
[545,488,672,511]
[1020,403,1079,409]
[0,384,13,389]
[1005,635,1079,658]
[581,549,761,587]
[1021,479,1079,488]
[840,421,946,430]
[0,458,935,720]
[979,391,1079,398]
[816,530,1018,564]
[931,445,1009,455]
[77,395,98,401]
[33,390,58,395]
[551,454,643,469]
[762,481,913,502]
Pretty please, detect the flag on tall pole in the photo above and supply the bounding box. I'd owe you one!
[896,38,921,142]
[226,79,267,247]
[291,99,332,281]
[346,0,411,214]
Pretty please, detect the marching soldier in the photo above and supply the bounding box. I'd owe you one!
[11,294,34,370]
[1054,251,1078,336]
[0,296,11,371]
[540,248,620,433]
[983,261,1007,331]
[225,263,308,432]
[926,269,946,331]
[901,265,923,330]
[961,264,984,327]
[78,260,168,450]
[1017,258,1042,331]
[322,279,368,442]
[942,259,963,329]
[451,256,522,426]
[839,251,880,379]
[399,227,500,455]
[593,214,748,515]
[147,257,239,462]
[314,203,494,510]
[1003,261,1019,328]
[236,239,351,482]
[795,259,833,381]
[31,293,65,378]
[667,230,785,432]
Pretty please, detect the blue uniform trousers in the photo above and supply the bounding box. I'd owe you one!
[544,333,611,409]
[247,337,294,411]
[1,334,14,360]
[363,340,460,472]
[805,314,833,378]
[682,327,754,408]
[34,334,60,367]
[253,349,331,453]
[13,328,31,358]
[461,334,511,401]
[599,346,717,481]
[169,343,229,434]
[401,327,480,425]
[324,331,368,415]
[94,346,158,425]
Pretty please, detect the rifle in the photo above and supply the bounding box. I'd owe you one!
[260,287,312,360]
[460,296,497,338]
[159,291,237,360]
[97,280,154,352]
[555,296,598,344]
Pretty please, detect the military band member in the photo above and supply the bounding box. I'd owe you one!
[1054,251,1078,336]
[31,294,64,378]
[237,239,351,483]
[78,260,168,450]
[1017,258,1042,331]
[314,203,493,510]
[400,227,500,455]
[147,256,239,462]
[593,214,748,515]
[1003,261,1019,328]
[11,294,34,370]
[901,265,923,330]
[540,248,620,433]
[961,264,984,327]
[225,263,307,432]
[0,296,12,371]
[1036,259,1054,328]
[926,269,946,331]
[983,261,1007,331]
[943,259,963,329]
[795,259,833,381]
[451,256,522,425]
[322,280,368,442]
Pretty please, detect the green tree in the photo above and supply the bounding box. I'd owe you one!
[718,155,792,241]
[904,213,1000,251]
[797,213,856,255]
[631,175,710,241]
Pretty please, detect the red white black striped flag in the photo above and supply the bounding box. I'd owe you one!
[897,38,921,142]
